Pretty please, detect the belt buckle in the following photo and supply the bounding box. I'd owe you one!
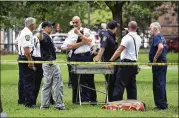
[81,53,85,56]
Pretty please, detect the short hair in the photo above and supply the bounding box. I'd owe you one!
[101,23,107,29]
[72,16,80,21]
[25,17,36,27]
[128,21,137,30]
[150,22,161,31]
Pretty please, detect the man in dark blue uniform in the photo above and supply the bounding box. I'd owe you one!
[95,20,118,102]
[149,22,168,110]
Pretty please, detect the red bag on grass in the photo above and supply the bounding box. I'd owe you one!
[101,100,146,111]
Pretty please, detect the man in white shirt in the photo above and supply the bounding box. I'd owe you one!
[109,21,141,101]
[61,16,97,104]
[17,17,37,108]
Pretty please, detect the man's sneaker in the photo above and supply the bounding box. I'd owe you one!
[56,106,69,110]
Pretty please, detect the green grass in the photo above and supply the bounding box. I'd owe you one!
[0,53,178,117]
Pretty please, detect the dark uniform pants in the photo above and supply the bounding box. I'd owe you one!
[32,57,43,105]
[113,65,137,101]
[152,65,168,109]
[70,52,97,103]
[18,56,35,106]
[67,57,72,87]
[105,66,118,102]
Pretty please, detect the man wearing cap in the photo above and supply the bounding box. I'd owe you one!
[109,21,142,101]
[61,16,97,104]
[17,17,37,108]
[95,20,119,102]
[40,21,67,110]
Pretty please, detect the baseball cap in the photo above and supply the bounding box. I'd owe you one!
[107,20,119,29]
[42,21,55,28]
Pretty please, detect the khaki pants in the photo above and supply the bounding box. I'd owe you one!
[41,64,64,108]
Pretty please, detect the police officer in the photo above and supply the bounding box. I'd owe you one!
[40,21,67,110]
[67,21,74,88]
[98,23,107,39]
[61,16,97,104]
[149,22,168,110]
[110,21,141,101]
[31,23,44,105]
[17,17,37,108]
[95,20,118,102]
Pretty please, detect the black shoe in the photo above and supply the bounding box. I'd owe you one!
[90,101,97,105]
[152,107,167,110]
[18,101,24,105]
[25,105,39,108]
[56,106,69,110]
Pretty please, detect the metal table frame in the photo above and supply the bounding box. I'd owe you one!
[71,65,114,105]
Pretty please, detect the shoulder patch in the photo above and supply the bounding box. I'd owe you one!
[25,35,30,41]
[102,36,107,42]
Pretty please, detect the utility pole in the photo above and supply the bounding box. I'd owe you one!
[88,3,91,29]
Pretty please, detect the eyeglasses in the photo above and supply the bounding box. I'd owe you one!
[72,22,78,24]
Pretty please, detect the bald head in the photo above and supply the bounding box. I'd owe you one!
[72,16,80,21]
[72,16,81,28]
[128,21,137,31]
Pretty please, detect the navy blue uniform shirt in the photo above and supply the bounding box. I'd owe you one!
[149,33,167,62]
[40,33,56,61]
[100,30,118,62]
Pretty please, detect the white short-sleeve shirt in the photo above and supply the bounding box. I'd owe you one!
[120,32,142,61]
[18,27,34,55]
[32,35,41,57]
[61,27,92,54]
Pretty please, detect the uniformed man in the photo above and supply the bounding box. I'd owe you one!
[95,20,119,102]
[31,23,43,105]
[61,16,97,104]
[40,21,67,110]
[149,22,168,110]
[109,21,141,101]
[98,23,107,39]
[17,17,37,108]
[67,21,74,88]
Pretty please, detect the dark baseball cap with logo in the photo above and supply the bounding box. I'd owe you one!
[107,20,120,29]
[42,21,55,28]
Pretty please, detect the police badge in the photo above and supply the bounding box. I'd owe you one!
[25,35,30,41]
[102,36,107,42]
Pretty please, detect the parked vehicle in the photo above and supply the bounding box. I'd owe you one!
[90,31,100,49]
[166,36,179,52]
[50,33,68,53]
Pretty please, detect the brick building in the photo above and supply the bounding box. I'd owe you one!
[157,2,178,39]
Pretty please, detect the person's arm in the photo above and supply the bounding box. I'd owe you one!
[110,45,125,61]
[24,47,33,69]
[67,42,85,50]
[74,28,91,45]
[153,43,163,62]
[95,48,105,62]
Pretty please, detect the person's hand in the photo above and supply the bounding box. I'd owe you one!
[28,63,34,69]
[108,65,113,69]
[74,28,80,35]
[153,57,157,63]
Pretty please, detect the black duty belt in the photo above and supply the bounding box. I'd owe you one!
[73,52,90,56]
[120,59,136,62]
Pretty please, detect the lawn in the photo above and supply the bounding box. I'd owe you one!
[0,53,178,117]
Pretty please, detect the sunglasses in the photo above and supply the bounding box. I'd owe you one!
[72,22,78,24]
